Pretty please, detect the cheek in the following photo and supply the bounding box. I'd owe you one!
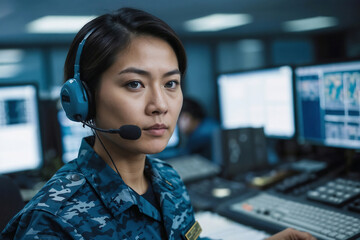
[172,93,183,118]
[173,105,182,121]
[96,90,140,126]
[112,99,142,123]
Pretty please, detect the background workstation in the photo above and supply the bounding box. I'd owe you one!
[1,0,360,239]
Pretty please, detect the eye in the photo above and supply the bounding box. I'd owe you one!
[126,81,143,89]
[164,80,180,89]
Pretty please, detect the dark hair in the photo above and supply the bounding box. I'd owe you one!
[181,97,205,120]
[64,7,187,119]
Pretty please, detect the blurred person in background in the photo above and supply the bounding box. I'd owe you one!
[177,97,220,160]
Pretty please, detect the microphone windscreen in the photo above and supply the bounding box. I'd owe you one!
[119,125,141,140]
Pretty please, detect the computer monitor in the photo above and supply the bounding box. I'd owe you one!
[217,66,295,138]
[295,60,360,149]
[57,109,93,163]
[0,83,43,174]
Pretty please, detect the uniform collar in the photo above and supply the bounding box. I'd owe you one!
[75,137,163,221]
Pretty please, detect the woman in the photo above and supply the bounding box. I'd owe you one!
[1,7,315,240]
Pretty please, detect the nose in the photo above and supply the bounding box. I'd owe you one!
[145,87,168,115]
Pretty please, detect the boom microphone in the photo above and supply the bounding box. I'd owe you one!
[80,120,141,140]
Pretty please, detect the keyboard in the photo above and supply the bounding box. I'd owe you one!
[275,172,318,194]
[166,155,220,183]
[307,178,360,206]
[225,192,360,240]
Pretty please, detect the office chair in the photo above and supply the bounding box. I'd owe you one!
[0,175,24,231]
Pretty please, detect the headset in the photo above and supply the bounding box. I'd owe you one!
[60,28,95,122]
[60,28,141,140]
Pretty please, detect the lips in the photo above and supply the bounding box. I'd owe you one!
[143,124,168,136]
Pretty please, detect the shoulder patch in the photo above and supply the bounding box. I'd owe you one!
[32,172,86,215]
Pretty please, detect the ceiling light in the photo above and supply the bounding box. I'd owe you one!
[0,64,21,78]
[283,16,338,32]
[26,15,97,34]
[0,49,24,64]
[184,13,253,32]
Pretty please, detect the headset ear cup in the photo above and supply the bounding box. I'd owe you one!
[81,81,94,121]
[60,78,89,122]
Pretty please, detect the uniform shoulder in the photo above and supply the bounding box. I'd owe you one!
[25,165,87,215]
[148,157,172,167]
[147,157,184,187]
[148,157,179,175]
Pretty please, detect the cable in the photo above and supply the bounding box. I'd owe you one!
[91,128,122,178]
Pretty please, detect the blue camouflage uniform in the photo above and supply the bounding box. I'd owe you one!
[1,136,204,239]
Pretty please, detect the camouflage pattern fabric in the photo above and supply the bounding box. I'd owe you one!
[1,136,205,239]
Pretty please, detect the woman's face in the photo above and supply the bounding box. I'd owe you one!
[95,35,183,155]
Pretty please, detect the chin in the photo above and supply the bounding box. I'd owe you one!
[143,141,168,155]
[146,146,167,155]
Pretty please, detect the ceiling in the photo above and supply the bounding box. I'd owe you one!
[1,0,360,45]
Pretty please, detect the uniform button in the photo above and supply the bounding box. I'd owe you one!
[71,174,81,181]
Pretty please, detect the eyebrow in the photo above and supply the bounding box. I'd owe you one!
[118,67,181,78]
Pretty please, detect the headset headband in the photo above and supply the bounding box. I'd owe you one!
[74,28,96,80]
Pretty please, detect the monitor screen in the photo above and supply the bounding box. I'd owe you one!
[295,60,360,149]
[57,110,93,163]
[217,66,295,138]
[0,84,43,174]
